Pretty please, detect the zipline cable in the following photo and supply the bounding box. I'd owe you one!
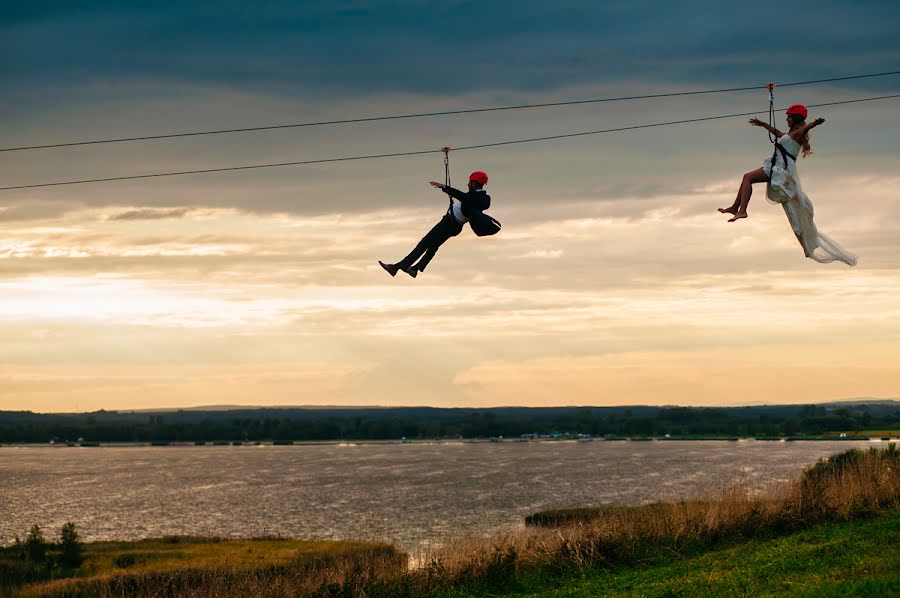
[2,93,899,192]
[2,71,899,153]
[450,94,900,152]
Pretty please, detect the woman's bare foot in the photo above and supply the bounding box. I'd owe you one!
[728,211,748,222]
[718,206,738,215]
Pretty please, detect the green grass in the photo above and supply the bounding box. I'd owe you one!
[454,509,900,597]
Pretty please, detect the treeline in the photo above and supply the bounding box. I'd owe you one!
[1,403,898,443]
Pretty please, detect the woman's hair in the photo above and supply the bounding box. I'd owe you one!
[790,115,814,157]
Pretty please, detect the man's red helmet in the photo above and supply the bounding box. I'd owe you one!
[786,104,808,119]
[469,171,488,186]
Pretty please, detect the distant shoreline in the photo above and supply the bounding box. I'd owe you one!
[4,403,898,446]
[1,436,895,448]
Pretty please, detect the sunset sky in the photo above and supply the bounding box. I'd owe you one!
[2,1,899,412]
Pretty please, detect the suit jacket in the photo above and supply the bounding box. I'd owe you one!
[442,187,501,236]
[442,186,491,219]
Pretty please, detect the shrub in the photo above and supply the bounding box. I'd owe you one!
[59,523,83,568]
[24,525,47,564]
[797,444,900,520]
[113,554,139,569]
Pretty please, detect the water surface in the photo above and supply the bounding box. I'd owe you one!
[0,440,871,551]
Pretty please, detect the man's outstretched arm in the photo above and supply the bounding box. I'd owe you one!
[429,181,466,201]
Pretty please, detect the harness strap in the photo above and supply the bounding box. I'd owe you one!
[441,146,453,215]
[765,82,777,144]
[442,147,451,187]
[770,142,797,172]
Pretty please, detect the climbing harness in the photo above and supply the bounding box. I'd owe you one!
[439,145,501,237]
[765,83,797,172]
[773,140,797,170]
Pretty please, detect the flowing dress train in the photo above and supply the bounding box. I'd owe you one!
[763,135,858,266]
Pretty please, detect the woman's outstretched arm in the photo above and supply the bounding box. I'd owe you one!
[799,117,826,136]
[749,117,783,138]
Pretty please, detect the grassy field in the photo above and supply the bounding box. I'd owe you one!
[4,537,405,597]
[449,508,900,597]
[8,514,899,597]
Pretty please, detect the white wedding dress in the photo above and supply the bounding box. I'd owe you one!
[763,135,858,266]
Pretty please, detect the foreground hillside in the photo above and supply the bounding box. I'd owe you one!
[7,511,899,597]
[453,509,900,597]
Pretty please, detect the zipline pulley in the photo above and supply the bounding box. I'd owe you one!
[441,146,453,212]
[441,147,452,187]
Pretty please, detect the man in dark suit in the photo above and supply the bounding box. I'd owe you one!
[380,171,495,278]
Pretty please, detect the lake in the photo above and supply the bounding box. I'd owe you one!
[0,440,875,552]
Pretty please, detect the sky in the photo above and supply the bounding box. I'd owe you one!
[1,1,899,412]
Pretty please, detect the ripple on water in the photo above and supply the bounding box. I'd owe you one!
[0,441,869,552]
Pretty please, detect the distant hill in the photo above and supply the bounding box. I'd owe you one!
[93,398,900,416]
[823,398,900,408]
[2,399,899,423]
[0,400,897,443]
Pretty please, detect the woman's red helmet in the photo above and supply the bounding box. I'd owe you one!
[786,104,808,119]
[469,171,489,186]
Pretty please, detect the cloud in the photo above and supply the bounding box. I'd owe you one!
[513,249,563,259]
[108,207,191,220]
[0,200,80,222]
[5,1,900,101]
[1,2,899,411]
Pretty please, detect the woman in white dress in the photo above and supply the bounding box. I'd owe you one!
[719,104,857,266]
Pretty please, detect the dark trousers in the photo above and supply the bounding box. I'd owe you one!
[398,214,463,271]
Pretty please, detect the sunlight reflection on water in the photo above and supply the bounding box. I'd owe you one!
[0,441,868,552]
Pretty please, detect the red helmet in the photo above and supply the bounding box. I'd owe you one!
[786,104,808,119]
[469,171,488,186]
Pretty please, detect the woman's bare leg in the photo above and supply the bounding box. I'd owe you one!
[726,167,769,222]
[718,181,744,215]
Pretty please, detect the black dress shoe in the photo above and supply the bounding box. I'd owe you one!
[379,261,399,277]
[402,265,418,278]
